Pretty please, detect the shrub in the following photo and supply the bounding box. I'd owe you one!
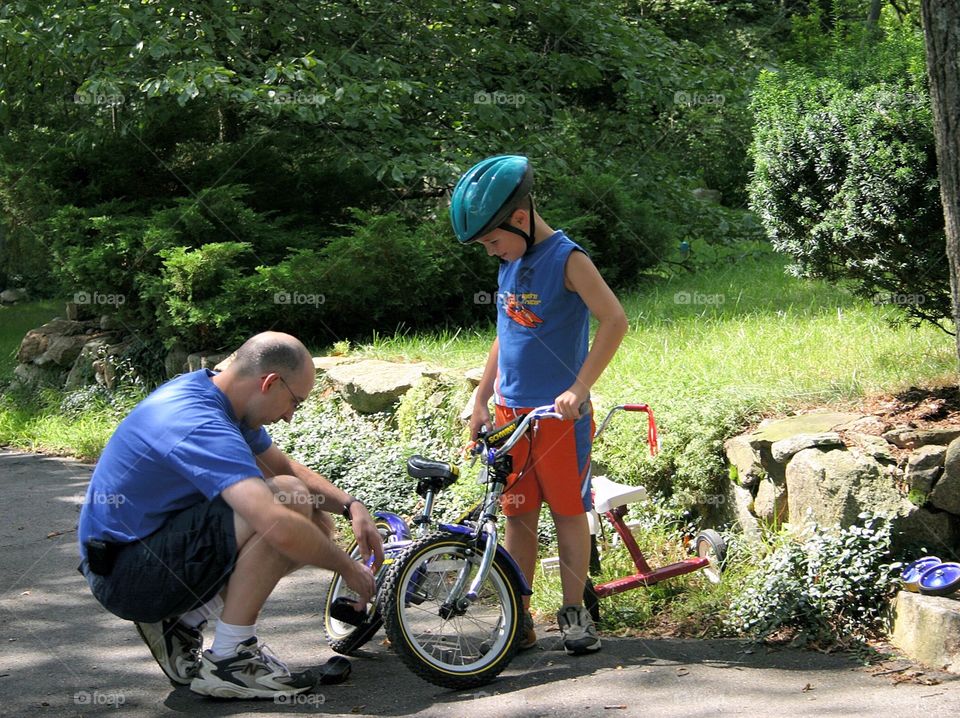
[726,513,900,644]
[749,28,950,331]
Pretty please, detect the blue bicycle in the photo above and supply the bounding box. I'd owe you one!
[322,405,560,688]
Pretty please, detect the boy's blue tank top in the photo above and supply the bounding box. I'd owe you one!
[494,230,590,408]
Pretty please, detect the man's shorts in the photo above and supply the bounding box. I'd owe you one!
[79,496,237,623]
[495,404,595,518]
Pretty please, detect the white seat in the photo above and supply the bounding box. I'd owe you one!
[592,475,648,514]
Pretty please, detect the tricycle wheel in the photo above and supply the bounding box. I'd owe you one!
[694,529,726,584]
[918,562,960,597]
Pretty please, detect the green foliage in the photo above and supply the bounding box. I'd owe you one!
[749,24,949,331]
[726,513,901,643]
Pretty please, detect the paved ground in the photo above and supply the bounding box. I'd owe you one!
[1,449,959,717]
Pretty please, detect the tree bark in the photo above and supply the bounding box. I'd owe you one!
[867,0,883,30]
[921,0,960,368]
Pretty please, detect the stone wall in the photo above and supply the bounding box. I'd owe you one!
[724,412,960,555]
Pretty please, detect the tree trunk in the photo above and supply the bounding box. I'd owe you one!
[866,0,883,30]
[921,0,960,368]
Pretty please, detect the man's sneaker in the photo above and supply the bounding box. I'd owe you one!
[134,619,204,685]
[557,604,601,656]
[517,611,537,651]
[190,637,316,699]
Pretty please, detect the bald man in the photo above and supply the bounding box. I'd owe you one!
[78,332,382,699]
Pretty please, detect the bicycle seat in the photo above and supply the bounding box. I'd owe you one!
[592,475,648,514]
[406,455,457,481]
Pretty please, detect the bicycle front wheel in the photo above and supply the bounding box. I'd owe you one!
[382,533,522,689]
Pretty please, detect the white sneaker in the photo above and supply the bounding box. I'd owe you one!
[189,637,316,699]
[557,604,601,655]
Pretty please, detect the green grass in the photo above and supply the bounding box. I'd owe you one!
[0,300,60,381]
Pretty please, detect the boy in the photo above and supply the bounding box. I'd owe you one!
[451,155,628,655]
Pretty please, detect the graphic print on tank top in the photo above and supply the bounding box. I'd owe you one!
[503,266,543,329]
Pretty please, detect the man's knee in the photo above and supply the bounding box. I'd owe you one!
[267,475,315,518]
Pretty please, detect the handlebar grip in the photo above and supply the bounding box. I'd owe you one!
[622,403,649,411]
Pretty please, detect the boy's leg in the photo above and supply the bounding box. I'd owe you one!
[503,510,541,611]
[552,511,591,607]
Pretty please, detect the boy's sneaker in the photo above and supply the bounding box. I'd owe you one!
[190,637,316,699]
[517,611,537,650]
[557,604,601,656]
[134,619,204,685]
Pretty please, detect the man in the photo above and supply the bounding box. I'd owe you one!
[78,331,382,699]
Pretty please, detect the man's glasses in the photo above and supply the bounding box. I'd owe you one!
[276,375,305,411]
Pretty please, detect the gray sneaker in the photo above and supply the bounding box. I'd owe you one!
[134,619,203,685]
[557,604,601,655]
[190,637,316,699]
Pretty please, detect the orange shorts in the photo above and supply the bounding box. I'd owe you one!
[495,404,595,517]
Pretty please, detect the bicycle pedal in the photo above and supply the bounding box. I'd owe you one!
[330,596,367,627]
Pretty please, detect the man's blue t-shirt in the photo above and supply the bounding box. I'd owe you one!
[494,230,590,408]
[77,369,271,558]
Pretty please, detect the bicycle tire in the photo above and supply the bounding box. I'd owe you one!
[323,519,397,655]
[382,532,523,689]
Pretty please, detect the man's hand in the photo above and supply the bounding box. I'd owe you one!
[349,503,385,571]
[340,556,376,608]
[469,402,492,440]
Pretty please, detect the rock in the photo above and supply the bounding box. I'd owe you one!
[164,345,190,378]
[214,351,238,372]
[837,415,892,435]
[930,438,960,514]
[64,339,111,390]
[11,362,65,389]
[464,367,485,387]
[848,433,896,462]
[461,387,479,423]
[907,467,941,496]
[771,432,844,463]
[748,412,863,448]
[721,482,760,539]
[16,319,88,363]
[892,591,960,673]
[909,444,949,472]
[187,351,231,373]
[326,359,430,413]
[91,341,133,389]
[786,447,907,528]
[883,427,960,450]
[33,333,91,367]
[99,314,121,331]
[312,356,355,374]
[753,478,788,526]
[0,287,27,303]
[893,506,957,554]
[724,435,765,489]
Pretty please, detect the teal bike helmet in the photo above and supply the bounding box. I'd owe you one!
[450,155,535,250]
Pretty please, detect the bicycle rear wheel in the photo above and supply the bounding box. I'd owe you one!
[382,532,522,689]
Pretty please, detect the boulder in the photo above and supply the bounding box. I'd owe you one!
[786,447,908,528]
[326,360,431,413]
[930,438,960,514]
[893,506,957,554]
[724,434,765,489]
[12,362,65,389]
[33,333,91,367]
[464,366,485,387]
[64,339,112,390]
[313,356,356,374]
[748,412,863,448]
[0,288,27,303]
[892,591,960,673]
[848,432,896,462]
[164,345,190,378]
[16,319,88,363]
[721,482,760,539]
[837,415,892,435]
[905,445,948,495]
[187,351,231,373]
[883,427,960,450]
[91,341,133,389]
[753,478,788,526]
[771,432,844,463]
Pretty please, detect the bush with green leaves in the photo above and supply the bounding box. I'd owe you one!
[726,513,901,643]
[749,26,949,331]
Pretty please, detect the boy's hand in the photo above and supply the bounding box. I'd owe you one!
[555,387,589,420]
[469,403,491,439]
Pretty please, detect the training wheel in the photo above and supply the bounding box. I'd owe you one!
[918,562,960,597]
[900,556,941,592]
[693,529,727,584]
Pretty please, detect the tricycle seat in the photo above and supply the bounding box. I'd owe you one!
[592,475,648,514]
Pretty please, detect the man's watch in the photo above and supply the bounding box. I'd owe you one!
[341,497,363,519]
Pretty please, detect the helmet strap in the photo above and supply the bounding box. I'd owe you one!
[498,197,536,253]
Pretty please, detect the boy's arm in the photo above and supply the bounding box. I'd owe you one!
[557,251,629,420]
[469,336,499,438]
